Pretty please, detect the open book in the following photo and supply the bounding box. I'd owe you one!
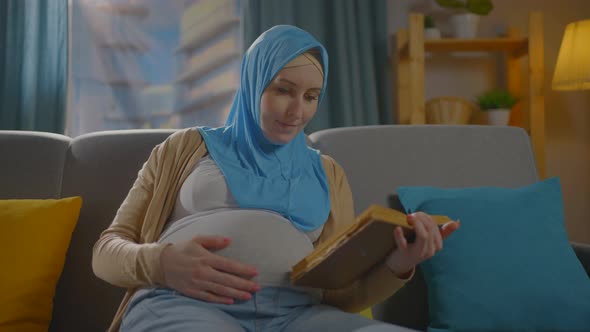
[290,205,450,289]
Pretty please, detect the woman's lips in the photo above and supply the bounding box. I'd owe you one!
[276,121,298,130]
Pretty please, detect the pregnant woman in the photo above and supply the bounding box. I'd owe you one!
[92,25,459,332]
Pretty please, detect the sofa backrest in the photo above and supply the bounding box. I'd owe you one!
[309,125,539,215]
[0,131,70,199]
[308,124,540,330]
[51,129,176,332]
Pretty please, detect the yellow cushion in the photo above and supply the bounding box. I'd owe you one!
[360,307,373,319]
[0,197,82,332]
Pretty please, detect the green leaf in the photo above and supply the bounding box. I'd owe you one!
[466,0,493,15]
[476,89,518,110]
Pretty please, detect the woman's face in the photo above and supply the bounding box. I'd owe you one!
[259,61,323,145]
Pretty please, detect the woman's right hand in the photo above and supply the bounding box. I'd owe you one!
[160,235,260,304]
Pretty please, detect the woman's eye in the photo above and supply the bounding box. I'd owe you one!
[277,87,289,94]
[305,94,319,102]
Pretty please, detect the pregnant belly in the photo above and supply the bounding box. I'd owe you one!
[159,209,315,286]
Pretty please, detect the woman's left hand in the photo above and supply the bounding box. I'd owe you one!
[385,212,460,278]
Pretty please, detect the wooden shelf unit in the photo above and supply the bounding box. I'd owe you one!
[421,38,528,53]
[393,12,545,177]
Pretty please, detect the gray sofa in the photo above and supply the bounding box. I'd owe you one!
[1,125,588,332]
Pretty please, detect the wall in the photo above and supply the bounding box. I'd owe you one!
[388,0,590,243]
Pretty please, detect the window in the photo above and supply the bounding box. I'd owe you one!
[67,0,242,136]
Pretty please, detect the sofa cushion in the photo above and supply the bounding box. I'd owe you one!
[397,177,590,332]
[0,197,82,332]
[0,131,70,199]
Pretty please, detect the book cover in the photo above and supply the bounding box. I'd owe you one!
[290,205,450,289]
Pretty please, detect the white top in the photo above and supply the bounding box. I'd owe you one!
[159,156,325,288]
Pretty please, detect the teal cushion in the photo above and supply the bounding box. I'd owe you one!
[397,177,590,332]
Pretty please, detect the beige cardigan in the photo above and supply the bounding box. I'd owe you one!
[92,128,410,331]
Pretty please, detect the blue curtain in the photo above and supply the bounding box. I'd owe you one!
[0,0,68,133]
[243,0,393,132]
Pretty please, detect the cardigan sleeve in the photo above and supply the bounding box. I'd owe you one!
[91,138,172,288]
[318,156,413,312]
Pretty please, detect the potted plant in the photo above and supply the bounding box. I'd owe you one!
[476,89,517,125]
[424,15,441,40]
[435,0,494,38]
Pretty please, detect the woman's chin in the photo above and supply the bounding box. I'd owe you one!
[264,132,298,145]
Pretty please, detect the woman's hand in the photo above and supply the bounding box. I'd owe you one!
[160,236,260,304]
[385,212,460,278]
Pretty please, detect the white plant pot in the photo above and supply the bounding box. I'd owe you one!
[450,13,480,38]
[484,109,511,126]
[424,28,441,40]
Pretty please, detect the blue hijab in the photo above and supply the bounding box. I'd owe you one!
[197,25,331,232]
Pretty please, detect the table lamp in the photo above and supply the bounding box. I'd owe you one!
[552,19,590,90]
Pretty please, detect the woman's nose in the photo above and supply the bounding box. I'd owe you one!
[286,98,304,118]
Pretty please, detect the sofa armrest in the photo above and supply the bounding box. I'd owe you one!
[572,242,590,278]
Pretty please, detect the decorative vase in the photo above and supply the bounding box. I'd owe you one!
[449,13,480,38]
[484,109,511,126]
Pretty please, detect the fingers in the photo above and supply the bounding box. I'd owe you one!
[193,235,231,250]
[207,267,260,294]
[423,215,443,251]
[393,226,408,250]
[388,214,457,277]
[191,254,260,303]
[183,288,235,305]
[409,213,442,259]
[206,254,258,278]
[163,237,262,305]
[191,236,257,277]
[195,279,254,302]
[408,215,429,258]
[441,220,461,239]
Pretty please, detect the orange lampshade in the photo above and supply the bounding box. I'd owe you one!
[552,19,590,91]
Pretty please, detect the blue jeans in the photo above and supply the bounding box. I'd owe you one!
[121,287,417,332]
